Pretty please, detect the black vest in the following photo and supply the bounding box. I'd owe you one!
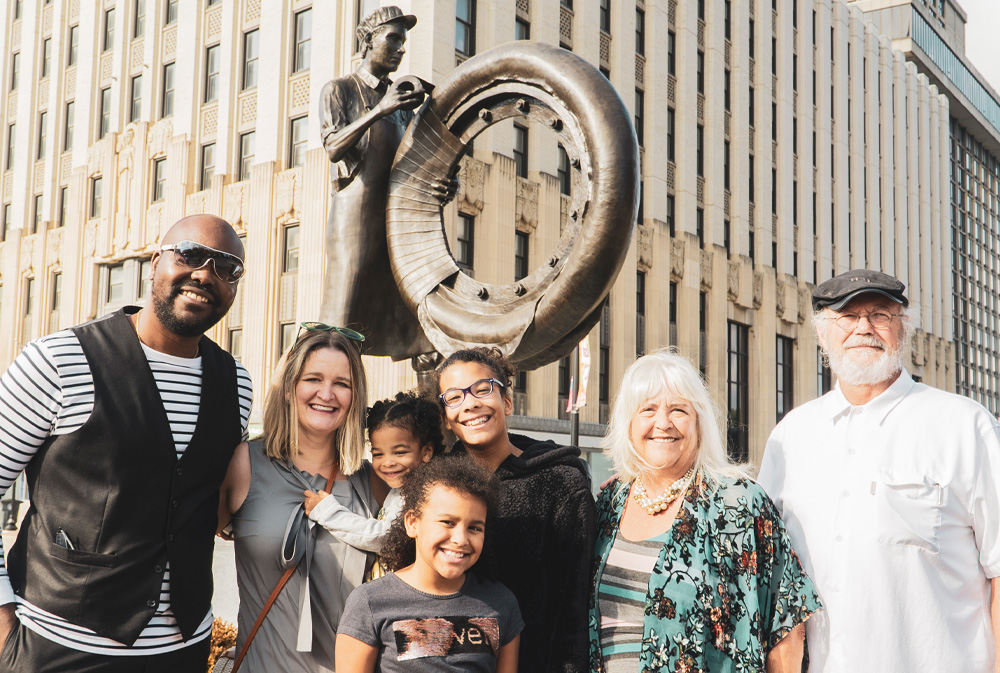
[7,307,241,645]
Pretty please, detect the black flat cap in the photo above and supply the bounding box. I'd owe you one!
[812,269,908,311]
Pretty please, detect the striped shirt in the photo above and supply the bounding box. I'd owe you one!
[597,530,667,672]
[0,330,252,655]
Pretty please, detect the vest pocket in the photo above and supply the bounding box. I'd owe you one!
[50,542,118,568]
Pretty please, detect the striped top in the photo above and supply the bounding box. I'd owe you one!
[597,530,668,673]
[0,330,252,655]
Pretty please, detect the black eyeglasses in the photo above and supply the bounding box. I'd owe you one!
[159,240,246,283]
[439,378,504,408]
[296,321,366,342]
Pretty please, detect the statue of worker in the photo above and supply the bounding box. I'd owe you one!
[318,6,450,360]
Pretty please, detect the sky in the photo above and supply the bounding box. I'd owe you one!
[958,0,1000,94]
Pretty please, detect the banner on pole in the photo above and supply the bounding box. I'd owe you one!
[576,336,591,409]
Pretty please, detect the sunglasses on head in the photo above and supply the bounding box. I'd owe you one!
[159,240,246,283]
[296,321,366,342]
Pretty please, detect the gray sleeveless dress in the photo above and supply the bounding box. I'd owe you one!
[232,441,379,672]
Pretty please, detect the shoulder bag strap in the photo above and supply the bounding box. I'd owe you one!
[232,474,336,672]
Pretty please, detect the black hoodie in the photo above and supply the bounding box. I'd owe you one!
[457,433,597,673]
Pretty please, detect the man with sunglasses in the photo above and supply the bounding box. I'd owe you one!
[0,215,253,671]
[758,269,1000,673]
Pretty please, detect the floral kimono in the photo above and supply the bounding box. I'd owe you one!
[588,473,821,673]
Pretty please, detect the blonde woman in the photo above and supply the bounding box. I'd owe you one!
[218,326,387,672]
[590,349,820,673]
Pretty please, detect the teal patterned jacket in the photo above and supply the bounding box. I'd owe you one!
[588,474,822,673]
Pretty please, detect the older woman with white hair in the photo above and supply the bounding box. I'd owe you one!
[588,349,821,673]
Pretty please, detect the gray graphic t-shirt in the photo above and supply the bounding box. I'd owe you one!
[338,572,524,672]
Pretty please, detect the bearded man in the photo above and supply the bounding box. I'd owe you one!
[758,269,1000,673]
[0,215,252,672]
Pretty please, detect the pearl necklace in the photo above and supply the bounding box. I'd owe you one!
[632,466,696,515]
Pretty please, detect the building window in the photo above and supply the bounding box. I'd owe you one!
[667,108,675,162]
[599,301,611,421]
[36,111,47,160]
[130,74,143,122]
[104,8,115,52]
[151,158,166,202]
[699,292,707,373]
[90,176,103,218]
[557,144,571,195]
[161,62,175,118]
[63,101,74,151]
[32,194,42,234]
[99,87,111,139]
[695,125,706,178]
[279,322,297,355]
[106,264,125,303]
[1,203,9,241]
[205,45,220,103]
[667,194,675,237]
[66,26,80,66]
[5,123,13,170]
[457,0,476,56]
[515,17,530,40]
[514,231,529,281]
[724,140,730,191]
[243,29,259,90]
[513,124,528,179]
[698,0,705,20]
[599,0,610,33]
[697,51,705,94]
[10,52,19,91]
[724,69,731,111]
[134,0,145,37]
[165,0,178,25]
[668,281,678,345]
[229,329,243,361]
[41,38,51,78]
[200,143,215,190]
[22,277,35,345]
[776,336,794,422]
[57,186,67,228]
[289,116,308,168]
[456,213,474,271]
[635,8,645,55]
[239,132,255,181]
[636,270,646,357]
[725,0,731,40]
[634,89,644,147]
[727,321,749,462]
[13,0,19,20]
[817,346,832,394]
[667,31,675,76]
[49,272,62,327]
[293,8,312,72]
[283,224,300,273]
[138,259,152,300]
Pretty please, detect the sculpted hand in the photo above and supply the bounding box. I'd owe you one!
[375,88,424,118]
[0,604,17,649]
[304,489,329,516]
[431,177,460,206]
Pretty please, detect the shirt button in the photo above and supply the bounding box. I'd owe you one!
[167,534,175,542]
[175,467,183,476]
[147,599,157,608]
[154,565,163,574]
[842,490,850,497]
[171,500,179,508]
[835,535,844,542]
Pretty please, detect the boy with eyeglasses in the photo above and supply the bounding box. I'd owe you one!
[759,269,1000,673]
[0,215,253,672]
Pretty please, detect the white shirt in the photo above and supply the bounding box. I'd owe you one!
[759,370,1000,673]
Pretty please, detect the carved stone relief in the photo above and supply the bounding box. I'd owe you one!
[670,238,685,282]
[727,261,739,301]
[148,119,173,158]
[752,271,764,309]
[636,225,652,272]
[514,177,538,233]
[46,228,62,264]
[19,237,34,273]
[275,169,300,223]
[797,287,810,324]
[224,183,249,229]
[910,328,925,366]
[88,143,104,177]
[457,156,485,215]
[775,279,786,318]
[700,249,712,290]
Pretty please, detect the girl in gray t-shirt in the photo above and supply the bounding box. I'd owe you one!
[336,457,524,673]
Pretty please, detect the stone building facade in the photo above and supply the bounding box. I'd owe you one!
[0,0,957,477]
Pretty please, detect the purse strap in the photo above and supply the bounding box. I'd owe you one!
[232,473,336,672]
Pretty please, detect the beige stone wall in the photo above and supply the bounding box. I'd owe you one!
[0,0,956,464]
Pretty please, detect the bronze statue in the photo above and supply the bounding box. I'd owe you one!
[321,6,639,371]
[318,6,436,360]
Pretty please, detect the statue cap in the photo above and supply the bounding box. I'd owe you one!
[357,6,417,46]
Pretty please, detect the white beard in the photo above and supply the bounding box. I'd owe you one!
[827,334,904,386]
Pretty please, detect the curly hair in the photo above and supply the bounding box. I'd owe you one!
[380,455,499,573]
[431,347,518,405]
[367,391,446,455]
